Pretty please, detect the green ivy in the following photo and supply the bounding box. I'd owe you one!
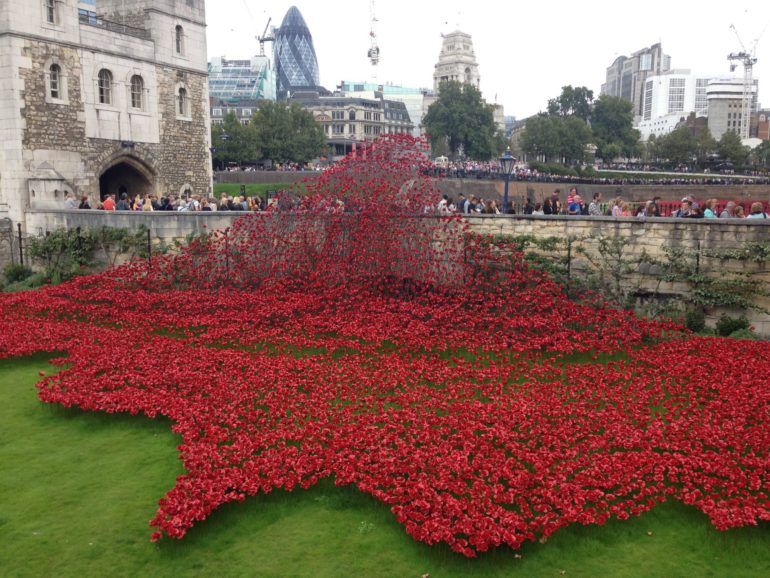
[27,226,151,284]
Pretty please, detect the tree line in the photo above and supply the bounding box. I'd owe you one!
[521,86,640,164]
[208,86,769,172]
[521,85,769,170]
[211,101,328,168]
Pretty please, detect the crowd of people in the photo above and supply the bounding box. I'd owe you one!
[62,187,769,221]
[427,161,770,186]
[63,192,268,212]
[432,186,770,220]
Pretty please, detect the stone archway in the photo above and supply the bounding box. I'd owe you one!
[99,156,155,201]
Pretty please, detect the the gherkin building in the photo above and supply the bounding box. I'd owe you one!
[274,6,320,100]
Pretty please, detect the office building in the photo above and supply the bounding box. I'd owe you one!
[601,43,672,120]
[274,6,320,100]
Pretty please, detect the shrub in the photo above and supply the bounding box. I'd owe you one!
[684,308,706,333]
[728,328,762,341]
[3,271,49,293]
[716,314,751,337]
[3,263,33,284]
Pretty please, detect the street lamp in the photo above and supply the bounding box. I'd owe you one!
[499,148,516,214]
[220,132,229,171]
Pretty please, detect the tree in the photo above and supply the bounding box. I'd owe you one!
[547,85,594,122]
[656,127,696,166]
[211,112,253,167]
[560,116,593,164]
[693,127,717,167]
[716,131,750,166]
[423,80,503,160]
[642,134,659,164]
[521,114,563,162]
[251,101,328,164]
[591,95,640,161]
[750,140,770,171]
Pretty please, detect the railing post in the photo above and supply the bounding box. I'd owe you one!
[566,237,573,298]
[225,227,230,274]
[17,223,23,266]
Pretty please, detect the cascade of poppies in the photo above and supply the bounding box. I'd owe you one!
[0,135,766,557]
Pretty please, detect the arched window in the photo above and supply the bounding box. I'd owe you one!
[49,64,61,99]
[177,87,188,116]
[130,75,144,109]
[98,69,113,105]
[175,25,184,54]
[348,110,356,121]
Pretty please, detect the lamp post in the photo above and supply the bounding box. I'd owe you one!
[220,131,229,171]
[499,148,516,214]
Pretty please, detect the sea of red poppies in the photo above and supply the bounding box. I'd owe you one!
[0,136,767,556]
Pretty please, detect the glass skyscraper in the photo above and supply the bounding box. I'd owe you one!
[274,6,319,100]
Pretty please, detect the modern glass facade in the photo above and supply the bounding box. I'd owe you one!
[274,6,319,100]
[208,56,275,101]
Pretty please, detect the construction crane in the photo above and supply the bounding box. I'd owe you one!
[367,0,380,81]
[727,24,758,141]
[257,17,274,57]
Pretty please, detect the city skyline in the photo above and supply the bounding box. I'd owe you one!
[206,1,770,119]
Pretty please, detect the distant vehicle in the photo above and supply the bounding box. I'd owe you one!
[434,155,449,168]
[714,162,735,174]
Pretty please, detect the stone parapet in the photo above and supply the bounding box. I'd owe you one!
[14,210,770,336]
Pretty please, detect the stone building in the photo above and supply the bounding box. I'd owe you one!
[290,91,413,160]
[423,29,504,136]
[0,0,212,229]
[432,30,481,93]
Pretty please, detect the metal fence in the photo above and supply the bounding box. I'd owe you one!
[0,219,29,269]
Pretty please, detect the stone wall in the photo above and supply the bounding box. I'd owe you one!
[13,211,770,336]
[212,172,770,205]
[25,210,236,246]
[20,42,85,152]
[438,180,770,205]
[1,0,211,226]
[466,214,770,335]
[156,67,212,198]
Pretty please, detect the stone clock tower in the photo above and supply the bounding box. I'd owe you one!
[433,30,481,93]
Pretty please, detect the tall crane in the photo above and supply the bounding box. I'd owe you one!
[727,24,758,141]
[367,0,380,82]
[257,17,274,57]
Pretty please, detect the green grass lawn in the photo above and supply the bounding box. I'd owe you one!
[213,183,308,199]
[1,355,768,578]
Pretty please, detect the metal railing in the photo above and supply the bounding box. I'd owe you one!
[78,14,150,41]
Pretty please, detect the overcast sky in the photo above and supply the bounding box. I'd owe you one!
[205,1,770,119]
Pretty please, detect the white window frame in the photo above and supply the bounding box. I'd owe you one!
[49,64,61,99]
[130,75,144,110]
[44,59,68,104]
[98,69,113,105]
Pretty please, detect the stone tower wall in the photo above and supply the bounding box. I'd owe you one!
[0,0,211,223]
